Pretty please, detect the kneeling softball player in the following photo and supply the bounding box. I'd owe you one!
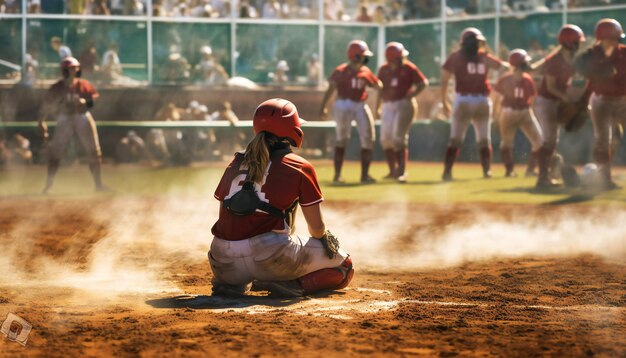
[209,98,354,297]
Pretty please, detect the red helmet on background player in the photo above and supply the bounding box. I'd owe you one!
[595,18,625,41]
[508,49,531,67]
[558,24,586,49]
[253,98,305,148]
[385,42,409,62]
[347,40,373,61]
[460,27,486,43]
[60,57,81,77]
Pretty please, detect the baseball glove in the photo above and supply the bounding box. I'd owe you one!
[319,230,340,259]
[560,102,590,132]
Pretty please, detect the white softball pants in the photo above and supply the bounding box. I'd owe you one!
[333,99,375,149]
[209,231,348,287]
[499,107,543,150]
[380,97,417,150]
[449,95,492,147]
[48,112,102,163]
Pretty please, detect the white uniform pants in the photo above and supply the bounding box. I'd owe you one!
[533,95,560,150]
[209,231,348,287]
[380,97,417,150]
[333,99,375,149]
[499,107,543,150]
[449,95,491,147]
[590,94,626,153]
[48,112,102,163]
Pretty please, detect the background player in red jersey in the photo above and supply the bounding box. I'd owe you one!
[376,41,429,183]
[38,57,109,193]
[576,18,626,190]
[440,28,508,181]
[493,49,543,177]
[209,98,354,297]
[320,40,382,184]
[533,24,586,189]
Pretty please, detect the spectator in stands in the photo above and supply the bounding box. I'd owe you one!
[262,0,283,18]
[268,60,290,84]
[239,0,258,17]
[307,53,321,85]
[356,4,372,22]
[92,0,111,15]
[67,0,87,14]
[109,0,123,14]
[115,131,146,164]
[79,41,101,81]
[2,0,20,13]
[125,0,145,15]
[101,43,122,84]
[27,0,41,13]
[372,5,387,23]
[22,54,39,87]
[50,37,72,60]
[144,129,170,164]
[41,0,64,13]
[196,46,229,86]
[161,46,190,83]
[0,137,7,168]
[324,0,343,20]
[211,101,246,157]
[190,0,212,16]
[387,0,403,22]
[153,102,190,165]
[6,134,33,165]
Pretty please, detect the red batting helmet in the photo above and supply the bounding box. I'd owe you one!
[253,98,305,148]
[595,18,625,41]
[508,49,531,67]
[460,27,486,43]
[558,24,586,48]
[385,42,409,62]
[61,56,80,70]
[347,40,373,61]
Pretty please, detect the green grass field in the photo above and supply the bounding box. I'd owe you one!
[2,161,626,205]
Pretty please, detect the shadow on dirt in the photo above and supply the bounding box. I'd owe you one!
[146,294,304,310]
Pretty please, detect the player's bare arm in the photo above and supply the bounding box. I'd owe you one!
[406,80,428,99]
[440,69,453,117]
[373,79,383,119]
[301,203,326,239]
[320,81,337,120]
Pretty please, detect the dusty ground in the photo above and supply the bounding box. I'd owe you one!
[0,198,624,357]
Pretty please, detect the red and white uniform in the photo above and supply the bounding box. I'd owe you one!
[494,73,542,151]
[46,78,102,163]
[534,52,575,149]
[442,50,502,146]
[378,60,426,150]
[586,44,626,158]
[210,150,347,286]
[329,63,379,149]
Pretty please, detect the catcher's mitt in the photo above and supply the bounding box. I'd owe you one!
[319,230,340,259]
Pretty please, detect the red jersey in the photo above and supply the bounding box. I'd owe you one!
[378,60,427,101]
[495,72,536,109]
[442,50,502,95]
[329,63,379,102]
[537,52,574,100]
[212,150,324,241]
[584,44,626,97]
[46,78,99,114]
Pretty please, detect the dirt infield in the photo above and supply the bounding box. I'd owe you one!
[0,197,624,357]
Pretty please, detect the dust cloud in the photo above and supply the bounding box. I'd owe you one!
[1,195,625,300]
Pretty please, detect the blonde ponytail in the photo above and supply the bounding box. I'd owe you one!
[243,132,270,183]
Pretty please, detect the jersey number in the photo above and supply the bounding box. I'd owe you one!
[513,87,524,99]
[467,63,486,75]
[224,163,271,203]
[351,78,365,89]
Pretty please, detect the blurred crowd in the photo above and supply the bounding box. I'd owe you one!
[1,0,621,20]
